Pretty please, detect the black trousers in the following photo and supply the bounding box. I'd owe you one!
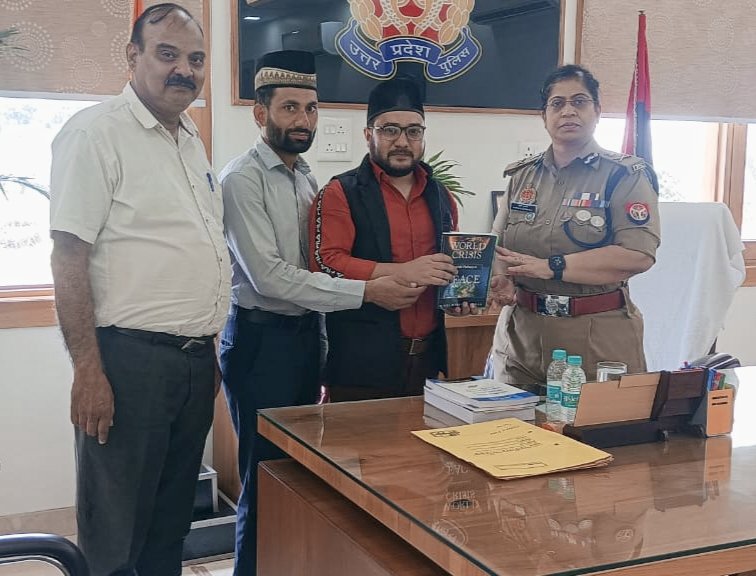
[219,306,320,576]
[76,327,215,576]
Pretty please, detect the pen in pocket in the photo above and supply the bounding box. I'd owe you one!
[206,172,215,192]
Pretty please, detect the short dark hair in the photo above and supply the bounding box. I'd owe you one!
[130,3,202,50]
[255,86,276,107]
[540,64,600,109]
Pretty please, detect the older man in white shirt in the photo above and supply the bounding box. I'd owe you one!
[49,5,228,576]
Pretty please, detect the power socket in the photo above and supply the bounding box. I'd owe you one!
[518,140,545,158]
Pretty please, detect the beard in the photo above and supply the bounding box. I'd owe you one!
[265,118,315,154]
[369,141,422,177]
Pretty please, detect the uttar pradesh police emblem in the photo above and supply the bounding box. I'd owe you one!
[336,0,482,82]
[625,202,650,225]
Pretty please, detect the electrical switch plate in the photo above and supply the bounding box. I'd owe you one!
[518,140,547,158]
[317,116,353,162]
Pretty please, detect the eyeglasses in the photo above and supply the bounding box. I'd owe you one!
[545,97,595,112]
[372,124,426,141]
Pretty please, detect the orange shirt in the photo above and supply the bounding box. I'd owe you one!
[309,160,458,338]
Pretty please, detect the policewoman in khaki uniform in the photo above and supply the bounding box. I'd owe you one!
[490,64,660,387]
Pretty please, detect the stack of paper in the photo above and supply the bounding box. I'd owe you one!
[424,379,539,424]
[412,418,613,480]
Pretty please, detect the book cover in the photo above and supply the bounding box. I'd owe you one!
[438,232,497,309]
[425,378,538,409]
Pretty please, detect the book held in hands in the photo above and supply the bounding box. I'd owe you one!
[438,232,497,309]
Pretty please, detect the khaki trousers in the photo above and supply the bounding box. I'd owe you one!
[492,292,647,388]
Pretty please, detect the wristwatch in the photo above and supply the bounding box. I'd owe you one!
[548,255,566,281]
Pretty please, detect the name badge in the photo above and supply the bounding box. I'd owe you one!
[510,202,537,214]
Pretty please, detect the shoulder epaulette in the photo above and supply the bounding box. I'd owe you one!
[599,150,647,174]
[599,151,659,193]
[503,153,543,177]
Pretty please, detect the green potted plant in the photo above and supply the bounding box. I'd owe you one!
[426,150,475,207]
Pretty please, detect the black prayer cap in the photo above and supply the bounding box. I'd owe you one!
[254,50,317,91]
[366,77,425,124]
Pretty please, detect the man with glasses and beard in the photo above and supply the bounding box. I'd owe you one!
[218,51,423,576]
[310,77,460,402]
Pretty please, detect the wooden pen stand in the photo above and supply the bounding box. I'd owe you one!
[562,369,735,448]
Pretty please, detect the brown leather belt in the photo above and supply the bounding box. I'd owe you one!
[400,337,431,356]
[516,288,625,317]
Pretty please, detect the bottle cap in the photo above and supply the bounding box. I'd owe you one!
[567,355,582,366]
[552,349,567,361]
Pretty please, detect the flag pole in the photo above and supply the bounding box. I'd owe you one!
[622,10,653,165]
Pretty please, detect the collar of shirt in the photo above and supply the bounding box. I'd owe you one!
[542,138,603,174]
[369,159,428,199]
[254,136,312,175]
[122,82,198,137]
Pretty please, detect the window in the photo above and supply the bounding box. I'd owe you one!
[594,118,718,202]
[742,125,756,241]
[0,97,97,288]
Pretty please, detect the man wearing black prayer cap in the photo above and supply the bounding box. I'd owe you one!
[309,77,460,402]
[219,52,424,576]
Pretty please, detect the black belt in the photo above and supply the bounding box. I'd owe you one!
[106,326,214,354]
[400,337,431,356]
[235,306,318,330]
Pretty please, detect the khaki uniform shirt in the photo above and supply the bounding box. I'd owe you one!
[492,139,660,296]
[490,140,660,385]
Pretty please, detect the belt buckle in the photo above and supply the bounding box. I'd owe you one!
[536,294,571,317]
[407,338,424,356]
[181,338,206,353]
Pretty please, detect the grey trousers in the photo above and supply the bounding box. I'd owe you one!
[75,327,215,576]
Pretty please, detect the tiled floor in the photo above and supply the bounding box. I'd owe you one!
[0,558,234,575]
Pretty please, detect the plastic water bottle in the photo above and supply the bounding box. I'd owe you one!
[545,349,568,422]
[561,355,587,424]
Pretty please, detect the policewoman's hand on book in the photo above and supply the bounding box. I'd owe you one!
[495,246,552,280]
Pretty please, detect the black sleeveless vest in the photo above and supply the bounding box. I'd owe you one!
[324,155,454,391]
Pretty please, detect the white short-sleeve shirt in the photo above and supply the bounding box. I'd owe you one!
[50,83,231,337]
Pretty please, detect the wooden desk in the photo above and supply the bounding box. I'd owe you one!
[258,367,756,576]
[214,313,503,501]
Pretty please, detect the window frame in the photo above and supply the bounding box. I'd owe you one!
[718,124,756,284]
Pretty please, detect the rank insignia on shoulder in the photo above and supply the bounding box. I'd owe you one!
[503,154,542,177]
[631,162,645,173]
[625,202,650,224]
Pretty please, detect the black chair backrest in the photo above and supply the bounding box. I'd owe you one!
[0,533,89,576]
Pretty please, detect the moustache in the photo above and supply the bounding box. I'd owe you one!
[165,76,197,90]
[389,150,413,157]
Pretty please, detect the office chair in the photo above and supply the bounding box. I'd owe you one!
[0,533,89,576]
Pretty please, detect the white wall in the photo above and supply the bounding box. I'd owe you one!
[0,327,74,515]
[0,0,753,519]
